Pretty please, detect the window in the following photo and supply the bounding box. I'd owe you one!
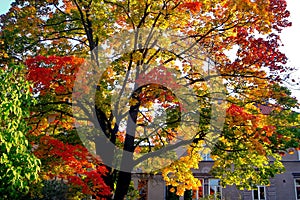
[165,185,179,200]
[252,186,266,200]
[295,179,300,200]
[209,179,222,199]
[192,179,204,200]
[201,153,213,161]
[191,179,221,200]
[166,179,221,200]
[200,147,213,161]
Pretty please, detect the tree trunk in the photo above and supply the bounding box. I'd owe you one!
[114,95,140,199]
[114,170,133,199]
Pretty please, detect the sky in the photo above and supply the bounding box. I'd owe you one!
[0,1,12,15]
[278,0,300,101]
[0,0,299,100]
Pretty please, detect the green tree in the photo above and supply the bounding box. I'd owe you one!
[0,64,41,199]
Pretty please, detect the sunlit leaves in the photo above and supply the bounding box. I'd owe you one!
[26,55,84,95]
[26,56,84,137]
[162,143,203,196]
[34,135,111,198]
[0,64,41,198]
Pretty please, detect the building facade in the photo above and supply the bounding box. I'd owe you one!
[133,150,300,200]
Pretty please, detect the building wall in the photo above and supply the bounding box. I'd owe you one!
[138,151,300,200]
[148,175,165,200]
[273,161,300,200]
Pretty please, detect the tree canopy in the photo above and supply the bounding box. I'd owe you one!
[0,0,299,199]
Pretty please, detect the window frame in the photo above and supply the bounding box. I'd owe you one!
[252,186,266,200]
[295,178,300,200]
[192,178,204,200]
[208,179,222,200]
[201,153,213,161]
[191,178,222,200]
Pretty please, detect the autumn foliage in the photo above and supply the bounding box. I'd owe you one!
[0,0,299,199]
[26,55,84,95]
[25,55,111,198]
[34,136,110,198]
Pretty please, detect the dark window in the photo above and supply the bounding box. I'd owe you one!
[295,179,300,200]
[253,186,266,200]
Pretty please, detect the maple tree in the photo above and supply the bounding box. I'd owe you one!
[33,135,110,199]
[0,0,300,199]
[25,55,111,199]
[25,55,82,138]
